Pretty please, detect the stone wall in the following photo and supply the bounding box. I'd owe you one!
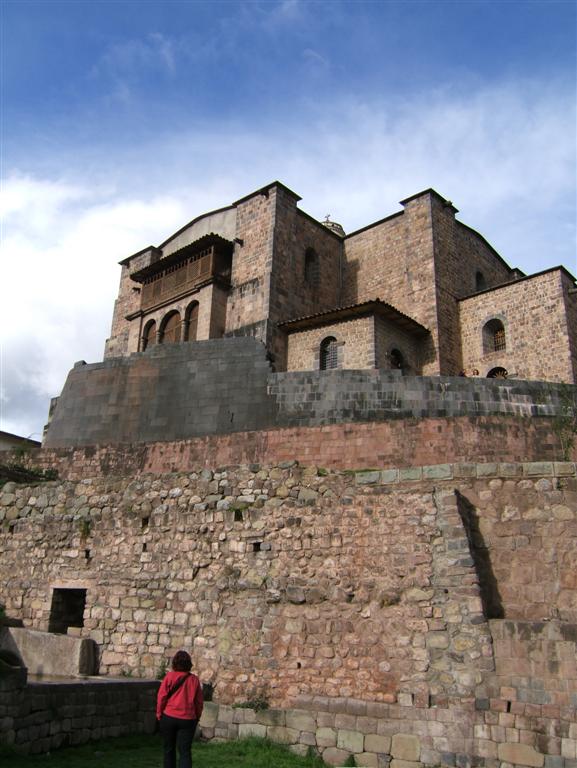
[431,197,514,376]
[268,191,343,367]
[1,461,576,765]
[343,195,440,375]
[459,269,576,383]
[0,665,157,755]
[14,418,574,482]
[287,316,375,371]
[42,337,577,450]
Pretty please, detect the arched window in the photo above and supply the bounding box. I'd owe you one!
[320,336,338,370]
[183,301,199,342]
[483,319,506,353]
[475,271,487,291]
[142,320,156,351]
[304,248,319,288]
[390,348,404,370]
[487,367,508,379]
[159,311,181,344]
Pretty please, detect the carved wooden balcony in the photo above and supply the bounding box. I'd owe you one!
[130,234,233,313]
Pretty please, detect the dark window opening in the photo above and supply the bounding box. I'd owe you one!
[234,509,243,522]
[48,588,87,634]
[142,517,149,529]
[483,319,506,354]
[142,320,156,351]
[320,336,338,370]
[390,348,404,370]
[84,549,91,561]
[252,541,262,552]
[304,248,319,288]
[487,367,508,379]
[494,328,506,351]
[142,543,147,552]
[475,271,487,291]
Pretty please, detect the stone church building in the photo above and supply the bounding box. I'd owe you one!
[105,180,576,384]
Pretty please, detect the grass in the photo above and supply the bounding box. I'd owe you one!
[0,734,327,767]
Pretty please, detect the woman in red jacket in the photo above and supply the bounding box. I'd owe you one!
[157,650,204,768]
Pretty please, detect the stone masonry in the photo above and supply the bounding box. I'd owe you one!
[43,339,577,449]
[1,461,576,765]
[100,180,576,384]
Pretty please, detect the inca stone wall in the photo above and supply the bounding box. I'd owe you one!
[1,461,576,765]
[0,665,157,756]
[42,338,576,450]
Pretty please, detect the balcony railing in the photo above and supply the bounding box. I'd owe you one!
[140,248,231,311]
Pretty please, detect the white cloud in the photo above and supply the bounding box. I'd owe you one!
[2,75,575,437]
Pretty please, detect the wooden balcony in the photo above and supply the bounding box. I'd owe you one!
[131,235,233,312]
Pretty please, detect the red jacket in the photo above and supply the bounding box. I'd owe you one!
[156,671,204,721]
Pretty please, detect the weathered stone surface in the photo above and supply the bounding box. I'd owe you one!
[238,722,267,739]
[322,747,351,766]
[356,753,379,767]
[337,729,364,753]
[391,734,420,761]
[316,726,337,747]
[285,710,316,732]
[498,743,545,767]
[199,702,218,728]
[365,734,391,754]
[266,726,299,744]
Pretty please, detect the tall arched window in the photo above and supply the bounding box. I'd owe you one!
[320,336,338,370]
[142,320,157,351]
[159,311,181,344]
[483,319,506,353]
[304,248,319,288]
[183,301,199,342]
[475,271,487,291]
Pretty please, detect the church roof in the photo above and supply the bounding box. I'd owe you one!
[278,299,430,336]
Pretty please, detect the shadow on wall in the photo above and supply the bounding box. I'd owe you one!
[456,491,504,619]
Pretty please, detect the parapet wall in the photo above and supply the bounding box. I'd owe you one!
[43,339,576,449]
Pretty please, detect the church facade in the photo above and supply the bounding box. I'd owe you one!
[106,180,576,384]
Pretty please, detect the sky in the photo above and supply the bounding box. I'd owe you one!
[1,0,576,439]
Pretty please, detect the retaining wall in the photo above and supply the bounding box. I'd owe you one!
[0,665,157,755]
[1,461,576,765]
[41,339,576,449]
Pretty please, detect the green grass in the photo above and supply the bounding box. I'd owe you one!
[0,734,327,767]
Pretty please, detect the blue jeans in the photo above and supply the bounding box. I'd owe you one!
[159,714,198,768]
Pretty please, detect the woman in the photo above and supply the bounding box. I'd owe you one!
[156,650,204,768]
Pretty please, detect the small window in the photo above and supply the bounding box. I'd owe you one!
[320,336,338,370]
[142,320,156,351]
[487,367,508,379]
[390,348,404,370]
[304,248,319,288]
[475,271,487,291]
[48,588,87,634]
[483,319,506,353]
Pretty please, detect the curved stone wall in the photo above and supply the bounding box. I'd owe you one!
[43,339,576,449]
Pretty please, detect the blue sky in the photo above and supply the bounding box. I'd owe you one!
[1,0,576,438]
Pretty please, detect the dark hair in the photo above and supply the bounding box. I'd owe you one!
[171,650,192,672]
